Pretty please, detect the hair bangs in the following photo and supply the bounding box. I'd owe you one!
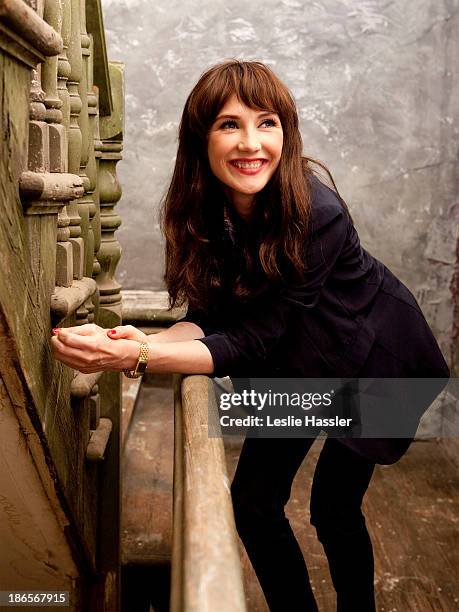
[187,60,296,139]
[228,63,279,114]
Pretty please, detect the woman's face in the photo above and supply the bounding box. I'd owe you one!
[207,95,283,220]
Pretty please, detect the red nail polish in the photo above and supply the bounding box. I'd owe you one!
[108,330,116,334]
[52,328,61,333]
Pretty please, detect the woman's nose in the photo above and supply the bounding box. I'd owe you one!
[237,130,261,152]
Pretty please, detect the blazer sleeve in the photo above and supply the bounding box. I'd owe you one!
[197,201,350,377]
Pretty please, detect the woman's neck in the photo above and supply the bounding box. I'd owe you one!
[228,192,256,222]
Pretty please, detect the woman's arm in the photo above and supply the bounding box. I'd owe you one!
[151,322,205,343]
[51,326,214,375]
[146,339,213,373]
[109,321,205,344]
[52,196,348,379]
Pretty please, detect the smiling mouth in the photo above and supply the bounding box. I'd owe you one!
[229,159,268,173]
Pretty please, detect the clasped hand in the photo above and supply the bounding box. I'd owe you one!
[50,323,149,374]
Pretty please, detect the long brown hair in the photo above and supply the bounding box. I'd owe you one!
[161,60,345,311]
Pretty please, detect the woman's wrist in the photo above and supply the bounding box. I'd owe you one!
[118,339,145,371]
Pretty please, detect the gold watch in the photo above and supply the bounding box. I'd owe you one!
[123,341,149,378]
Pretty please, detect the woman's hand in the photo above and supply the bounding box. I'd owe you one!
[106,324,149,343]
[51,324,138,374]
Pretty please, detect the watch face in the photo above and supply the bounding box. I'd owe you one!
[137,360,148,374]
[136,342,149,375]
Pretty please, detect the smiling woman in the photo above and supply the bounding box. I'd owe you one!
[162,60,337,310]
[207,98,283,220]
[51,60,449,612]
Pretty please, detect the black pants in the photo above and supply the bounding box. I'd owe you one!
[231,435,376,612]
[230,333,449,611]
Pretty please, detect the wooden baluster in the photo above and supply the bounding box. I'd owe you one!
[42,0,64,140]
[97,62,124,327]
[24,0,51,301]
[42,0,71,286]
[55,0,73,287]
[77,0,90,254]
[66,0,84,280]
[86,35,98,280]
[27,0,46,122]
[97,144,122,319]
[89,383,100,432]
[75,302,89,325]
[56,0,71,163]
[41,0,65,177]
[92,87,102,283]
[30,65,47,122]
[81,29,99,323]
[27,0,49,174]
[87,85,102,327]
[41,0,68,295]
[95,64,124,608]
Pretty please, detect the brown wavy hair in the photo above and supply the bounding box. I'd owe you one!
[161,60,345,311]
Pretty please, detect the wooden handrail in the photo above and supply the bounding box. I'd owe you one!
[171,374,247,612]
[0,0,63,56]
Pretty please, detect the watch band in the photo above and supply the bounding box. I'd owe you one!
[123,341,149,378]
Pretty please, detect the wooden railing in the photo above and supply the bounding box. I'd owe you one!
[120,290,247,608]
[171,374,247,612]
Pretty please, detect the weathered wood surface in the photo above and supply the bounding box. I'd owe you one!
[121,289,185,323]
[0,37,97,593]
[121,375,142,452]
[122,374,174,565]
[224,437,459,611]
[71,370,103,398]
[120,325,163,452]
[0,21,45,68]
[171,374,184,612]
[91,58,125,612]
[19,170,84,201]
[0,0,124,608]
[0,325,79,605]
[85,0,112,117]
[86,417,112,461]
[51,277,97,321]
[0,0,63,57]
[171,375,247,612]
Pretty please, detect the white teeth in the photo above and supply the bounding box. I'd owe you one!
[233,161,264,169]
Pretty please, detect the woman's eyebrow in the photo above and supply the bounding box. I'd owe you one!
[214,111,277,122]
[215,114,240,121]
[257,111,277,118]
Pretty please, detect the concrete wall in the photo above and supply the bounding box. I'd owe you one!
[101,0,458,368]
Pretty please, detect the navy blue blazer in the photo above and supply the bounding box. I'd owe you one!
[182,176,450,463]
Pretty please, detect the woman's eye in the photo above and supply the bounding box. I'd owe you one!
[260,118,277,128]
[217,118,278,130]
[220,120,238,129]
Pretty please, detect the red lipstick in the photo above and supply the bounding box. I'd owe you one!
[228,158,268,175]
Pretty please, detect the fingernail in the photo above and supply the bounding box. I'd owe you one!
[108,330,116,335]
[52,328,61,333]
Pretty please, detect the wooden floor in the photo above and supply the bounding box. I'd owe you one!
[121,377,458,612]
[224,436,459,612]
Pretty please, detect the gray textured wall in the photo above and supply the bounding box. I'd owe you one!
[101,0,458,365]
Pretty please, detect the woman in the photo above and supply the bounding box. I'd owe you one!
[52,60,449,611]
